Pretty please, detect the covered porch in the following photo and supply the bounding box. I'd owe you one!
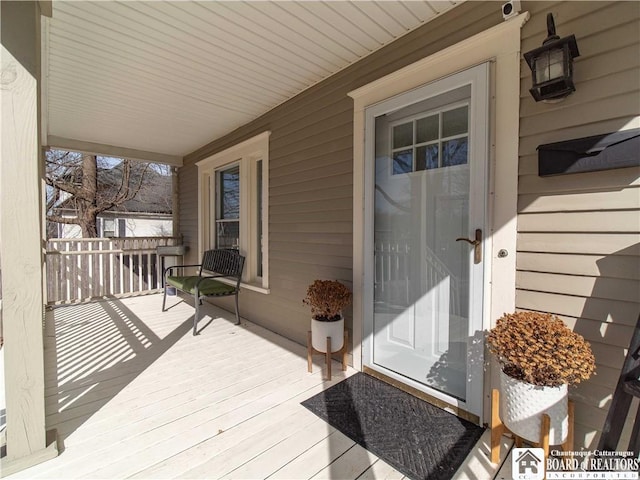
[3,0,637,476]
[6,295,508,479]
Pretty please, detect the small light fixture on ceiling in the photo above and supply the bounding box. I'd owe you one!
[523,13,580,102]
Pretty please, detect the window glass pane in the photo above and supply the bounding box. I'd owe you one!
[393,123,413,148]
[103,219,115,237]
[392,149,413,174]
[442,106,468,137]
[416,115,439,143]
[416,144,439,171]
[217,165,240,250]
[256,160,263,278]
[219,166,240,220]
[217,221,239,249]
[535,48,564,82]
[442,138,468,167]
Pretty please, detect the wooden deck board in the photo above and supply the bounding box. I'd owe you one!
[6,294,503,479]
[267,430,356,479]
[310,444,379,479]
[221,417,337,479]
[356,459,406,480]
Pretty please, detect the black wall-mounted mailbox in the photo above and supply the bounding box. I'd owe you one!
[538,128,639,176]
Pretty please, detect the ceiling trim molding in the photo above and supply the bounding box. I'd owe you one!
[47,136,183,167]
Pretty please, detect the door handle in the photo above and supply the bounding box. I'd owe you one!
[456,229,482,264]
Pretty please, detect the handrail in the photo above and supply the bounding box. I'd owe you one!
[47,236,181,243]
[46,249,160,255]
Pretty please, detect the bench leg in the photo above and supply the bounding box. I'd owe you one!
[162,284,167,312]
[193,292,200,336]
[234,293,240,325]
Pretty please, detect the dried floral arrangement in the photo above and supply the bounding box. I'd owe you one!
[303,280,352,322]
[487,311,595,387]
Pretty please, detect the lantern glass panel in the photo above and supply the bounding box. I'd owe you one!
[535,47,565,83]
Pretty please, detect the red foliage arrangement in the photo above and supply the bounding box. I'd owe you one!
[487,311,595,387]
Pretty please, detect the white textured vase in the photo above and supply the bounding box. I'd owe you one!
[311,316,344,353]
[500,369,568,444]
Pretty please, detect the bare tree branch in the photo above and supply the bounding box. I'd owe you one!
[47,214,80,225]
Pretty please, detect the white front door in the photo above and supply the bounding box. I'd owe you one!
[363,64,489,419]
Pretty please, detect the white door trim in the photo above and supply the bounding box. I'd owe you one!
[349,13,529,424]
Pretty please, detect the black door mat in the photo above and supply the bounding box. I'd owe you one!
[301,372,485,480]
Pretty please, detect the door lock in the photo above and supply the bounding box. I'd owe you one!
[456,229,482,264]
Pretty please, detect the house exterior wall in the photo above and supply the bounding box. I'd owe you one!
[180,1,502,347]
[178,0,639,450]
[517,1,640,449]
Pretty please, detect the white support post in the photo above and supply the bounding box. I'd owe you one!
[0,1,57,475]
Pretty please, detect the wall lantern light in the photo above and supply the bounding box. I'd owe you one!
[524,13,580,102]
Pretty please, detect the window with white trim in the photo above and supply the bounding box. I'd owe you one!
[99,217,126,237]
[197,132,270,293]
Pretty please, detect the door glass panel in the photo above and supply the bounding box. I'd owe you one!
[442,106,469,137]
[392,149,413,174]
[416,115,439,143]
[442,138,468,167]
[416,144,439,171]
[373,85,471,401]
[393,122,413,148]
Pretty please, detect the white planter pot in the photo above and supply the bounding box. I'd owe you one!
[311,316,344,353]
[499,369,568,444]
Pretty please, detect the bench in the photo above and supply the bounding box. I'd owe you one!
[162,249,245,335]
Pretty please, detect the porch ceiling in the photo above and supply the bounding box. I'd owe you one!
[45,1,459,163]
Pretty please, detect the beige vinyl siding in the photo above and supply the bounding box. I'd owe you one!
[180,1,501,348]
[517,1,640,449]
[177,161,199,249]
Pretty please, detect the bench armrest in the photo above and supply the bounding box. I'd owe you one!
[164,264,203,278]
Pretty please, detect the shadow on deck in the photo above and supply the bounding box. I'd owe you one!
[44,295,195,447]
[8,293,511,479]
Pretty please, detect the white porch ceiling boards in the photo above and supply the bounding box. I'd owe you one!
[46,1,459,161]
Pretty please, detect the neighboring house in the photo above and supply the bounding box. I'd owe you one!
[1,0,638,474]
[51,165,173,238]
[54,212,172,239]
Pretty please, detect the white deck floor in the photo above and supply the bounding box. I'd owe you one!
[7,294,510,479]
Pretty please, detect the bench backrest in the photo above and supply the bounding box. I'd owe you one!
[201,249,245,285]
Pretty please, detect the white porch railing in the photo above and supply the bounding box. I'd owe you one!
[45,237,181,305]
